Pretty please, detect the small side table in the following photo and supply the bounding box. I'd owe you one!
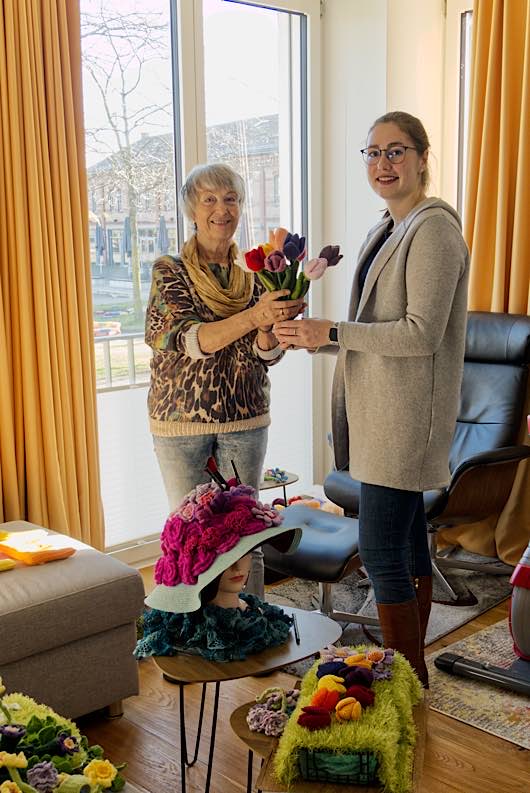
[259,472,299,504]
[153,608,341,793]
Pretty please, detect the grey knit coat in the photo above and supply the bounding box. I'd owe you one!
[331,197,469,492]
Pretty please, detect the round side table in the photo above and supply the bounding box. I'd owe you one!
[153,608,341,793]
[259,472,299,504]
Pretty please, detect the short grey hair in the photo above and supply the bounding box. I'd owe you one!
[180,163,246,220]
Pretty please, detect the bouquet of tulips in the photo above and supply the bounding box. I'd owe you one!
[244,227,342,300]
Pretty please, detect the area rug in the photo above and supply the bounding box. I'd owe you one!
[426,618,530,749]
[265,560,511,675]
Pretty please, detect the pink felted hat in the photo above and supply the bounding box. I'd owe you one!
[145,480,302,613]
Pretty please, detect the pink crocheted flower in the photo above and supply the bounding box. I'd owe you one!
[154,553,179,586]
[179,502,196,522]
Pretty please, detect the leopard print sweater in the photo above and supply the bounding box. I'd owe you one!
[145,255,280,436]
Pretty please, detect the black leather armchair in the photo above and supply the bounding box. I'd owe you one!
[324,311,530,600]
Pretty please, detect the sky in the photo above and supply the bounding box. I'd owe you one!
[81,0,281,166]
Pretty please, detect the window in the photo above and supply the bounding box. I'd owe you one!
[442,1,473,219]
[81,0,319,561]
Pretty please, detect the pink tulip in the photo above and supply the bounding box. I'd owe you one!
[304,257,328,280]
[264,250,288,273]
[268,227,289,250]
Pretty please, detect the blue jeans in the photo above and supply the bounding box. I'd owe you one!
[153,427,268,597]
[358,483,432,605]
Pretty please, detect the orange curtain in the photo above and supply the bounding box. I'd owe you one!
[440,0,530,565]
[0,0,104,547]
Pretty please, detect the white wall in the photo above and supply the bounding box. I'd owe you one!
[313,0,446,482]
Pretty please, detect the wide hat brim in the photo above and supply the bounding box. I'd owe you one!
[145,511,303,614]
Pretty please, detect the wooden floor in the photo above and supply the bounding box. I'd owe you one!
[80,589,530,793]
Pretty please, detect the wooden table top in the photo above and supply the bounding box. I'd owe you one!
[153,607,342,684]
[259,472,299,490]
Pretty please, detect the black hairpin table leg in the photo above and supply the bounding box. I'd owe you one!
[178,680,220,793]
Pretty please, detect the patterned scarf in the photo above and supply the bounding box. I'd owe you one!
[179,235,254,318]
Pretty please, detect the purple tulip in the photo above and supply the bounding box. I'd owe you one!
[283,233,306,261]
[264,250,288,273]
[318,244,343,267]
[304,257,327,280]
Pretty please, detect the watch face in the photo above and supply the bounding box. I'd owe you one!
[329,325,338,342]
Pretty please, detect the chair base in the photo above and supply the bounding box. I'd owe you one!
[317,582,379,626]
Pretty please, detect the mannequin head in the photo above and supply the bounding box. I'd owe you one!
[199,553,252,609]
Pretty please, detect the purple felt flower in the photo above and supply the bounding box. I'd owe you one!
[26,761,59,793]
[56,731,80,755]
[283,233,306,261]
[318,244,343,267]
[264,250,288,273]
[0,723,26,750]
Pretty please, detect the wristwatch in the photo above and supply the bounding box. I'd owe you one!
[328,323,339,343]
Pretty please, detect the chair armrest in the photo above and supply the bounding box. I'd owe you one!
[429,445,530,526]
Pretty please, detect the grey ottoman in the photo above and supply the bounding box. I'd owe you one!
[0,520,145,718]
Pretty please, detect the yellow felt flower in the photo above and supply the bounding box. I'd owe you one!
[0,782,23,793]
[335,696,362,721]
[0,753,28,770]
[83,759,117,789]
[344,653,366,665]
[317,674,346,693]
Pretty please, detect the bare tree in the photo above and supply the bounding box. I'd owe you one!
[81,6,173,321]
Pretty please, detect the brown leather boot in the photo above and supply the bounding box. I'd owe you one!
[414,575,433,688]
[376,598,427,685]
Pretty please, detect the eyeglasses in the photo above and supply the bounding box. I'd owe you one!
[360,145,417,165]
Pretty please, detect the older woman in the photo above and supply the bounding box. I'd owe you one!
[274,112,469,685]
[145,163,304,596]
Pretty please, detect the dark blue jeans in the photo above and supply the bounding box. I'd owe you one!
[358,483,432,605]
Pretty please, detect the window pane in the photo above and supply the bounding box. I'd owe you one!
[202,0,312,492]
[81,0,176,549]
[458,10,473,218]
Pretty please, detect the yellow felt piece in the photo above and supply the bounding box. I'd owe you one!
[335,696,362,721]
[317,675,346,693]
[0,558,16,572]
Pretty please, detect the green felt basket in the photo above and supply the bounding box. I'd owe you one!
[298,747,379,785]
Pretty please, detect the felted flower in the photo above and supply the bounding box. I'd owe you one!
[343,652,366,665]
[342,667,374,688]
[316,674,346,694]
[26,760,59,792]
[244,246,266,271]
[269,227,289,249]
[0,725,26,749]
[297,706,331,731]
[310,688,340,710]
[367,649,385,663]
[344,685,376,708]
[283,233,306,262]
[304,257,327,280]
[318,244,343,267]
[0,753,27,769]
[316,661,350,679]
[335,697,362,721]
[0,782,23,793]
[56,732,79,755]
[82,758,117,789]
[345,658,373,670]
[0,678,5,696]
[264,250,288,273]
